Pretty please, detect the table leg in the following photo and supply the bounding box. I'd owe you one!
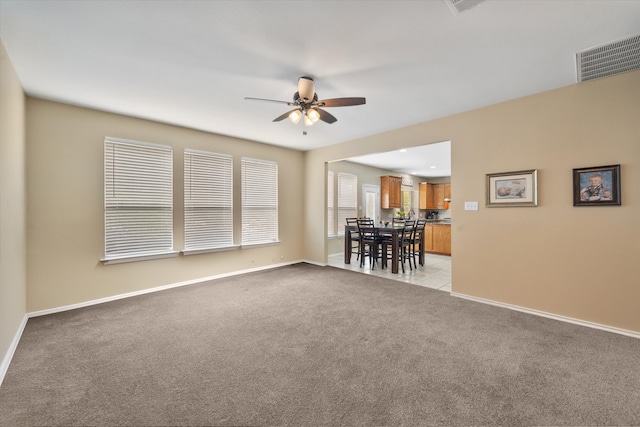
[391,234,399,274]
[344,226,351,264]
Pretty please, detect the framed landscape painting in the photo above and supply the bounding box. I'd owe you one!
[573,164,621,206]
[486,169,538,207]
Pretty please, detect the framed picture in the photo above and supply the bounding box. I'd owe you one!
[573,164,621,206]
[486,169,538,207]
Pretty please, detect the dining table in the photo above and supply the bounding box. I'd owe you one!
[344,224,424,274]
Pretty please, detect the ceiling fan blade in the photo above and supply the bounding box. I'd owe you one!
[316,108,337,124]
[245,97,296,106]
[273,108,301,122]
[317,97,366,107]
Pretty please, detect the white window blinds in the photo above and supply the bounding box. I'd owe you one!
[327,170,335,237]
[337,173,357,236]
[184,149,233,251]
[104,137,173,259]
[241,158,278,245]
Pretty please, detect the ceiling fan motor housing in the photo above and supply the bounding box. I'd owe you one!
[298,76,315,101]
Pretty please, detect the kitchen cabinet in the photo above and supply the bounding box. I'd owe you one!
[423,223,434,251]
[433,184,446,209]
[381,175,402,209]
[424,223,451,255]
[419,182,435,209]
[432,224,451,255]
[444,183,451,201]
[420,182,451,210]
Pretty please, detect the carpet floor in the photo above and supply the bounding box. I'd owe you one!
[1,263,639,426]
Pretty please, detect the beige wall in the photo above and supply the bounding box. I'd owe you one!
[26,99,305,312]
[306,70,640,333]
[0,40,27,370]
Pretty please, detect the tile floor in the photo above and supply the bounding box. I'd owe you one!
[327,251,451,292]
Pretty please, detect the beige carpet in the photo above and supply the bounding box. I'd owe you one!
[1,263,639,426]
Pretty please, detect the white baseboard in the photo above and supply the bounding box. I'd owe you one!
[451,292,640,339]
[28,260,304,318]
[0,314,28,387]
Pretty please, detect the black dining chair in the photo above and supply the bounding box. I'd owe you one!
[400,220,416,271]
[356,218,383,269]
[411,219,427,267]
[345,217,363,261]
[392,217,405,226]
[379,220,414,273]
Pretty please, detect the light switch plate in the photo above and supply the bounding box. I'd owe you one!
[464,201,479,211]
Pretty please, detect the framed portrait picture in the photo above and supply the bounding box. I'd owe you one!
[573,164,621,206]
[486,169,538,207]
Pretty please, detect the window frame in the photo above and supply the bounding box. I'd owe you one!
[241,157,279,246]
[102,137,177,264]
[183,149,237,255]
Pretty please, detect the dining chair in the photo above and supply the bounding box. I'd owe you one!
[379,220,414,273]
[400,220,416,271]
[356,218,382,269]
[392,217,405,226]
[411,219,427,267]
[345,217,363,260]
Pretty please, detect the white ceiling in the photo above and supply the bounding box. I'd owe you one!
[1,1,639,176]
[347,141,451,178]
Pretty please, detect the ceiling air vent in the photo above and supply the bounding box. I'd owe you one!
[444,0,485,15]
[577,33,640,82]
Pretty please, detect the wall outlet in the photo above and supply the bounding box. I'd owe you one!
[464,201,479,211]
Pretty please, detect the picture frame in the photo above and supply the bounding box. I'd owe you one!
[486,169,538,207]
[572,164,621,206]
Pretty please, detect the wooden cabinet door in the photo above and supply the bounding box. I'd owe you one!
[432,225,451,255]
[390,176,401,208]
[444,183,451,200]
[434,184,445,209]
[420,182,435,209]
[423,224,434,251]
[381,176,402,209]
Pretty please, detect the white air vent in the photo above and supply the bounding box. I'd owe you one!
[577,34,640,82]
[444,0,485,15]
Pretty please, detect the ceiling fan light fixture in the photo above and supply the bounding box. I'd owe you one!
[304,114,315,127]
[288,109,302,124]
[307,108,320,123]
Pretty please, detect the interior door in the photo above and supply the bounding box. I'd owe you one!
[363,184,380,224]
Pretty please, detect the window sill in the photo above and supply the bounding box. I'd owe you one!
[101,251,180,265]
[181,245,240,256]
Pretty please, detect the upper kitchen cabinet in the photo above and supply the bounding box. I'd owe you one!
[381,175,402,209]
[419,182,434,209]
[420,182,451,210]
[433,184,445,209]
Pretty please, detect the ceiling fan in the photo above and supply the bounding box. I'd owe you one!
[245,76,366,127]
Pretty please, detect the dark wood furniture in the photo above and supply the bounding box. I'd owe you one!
[344,223,424,274]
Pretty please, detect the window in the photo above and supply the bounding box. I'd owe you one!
[184,149,233,252]
[402,190,411,214]
[327,170,335,237]
[337,173,357,236]
[104,137,173,261]
[241,158,278,245]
